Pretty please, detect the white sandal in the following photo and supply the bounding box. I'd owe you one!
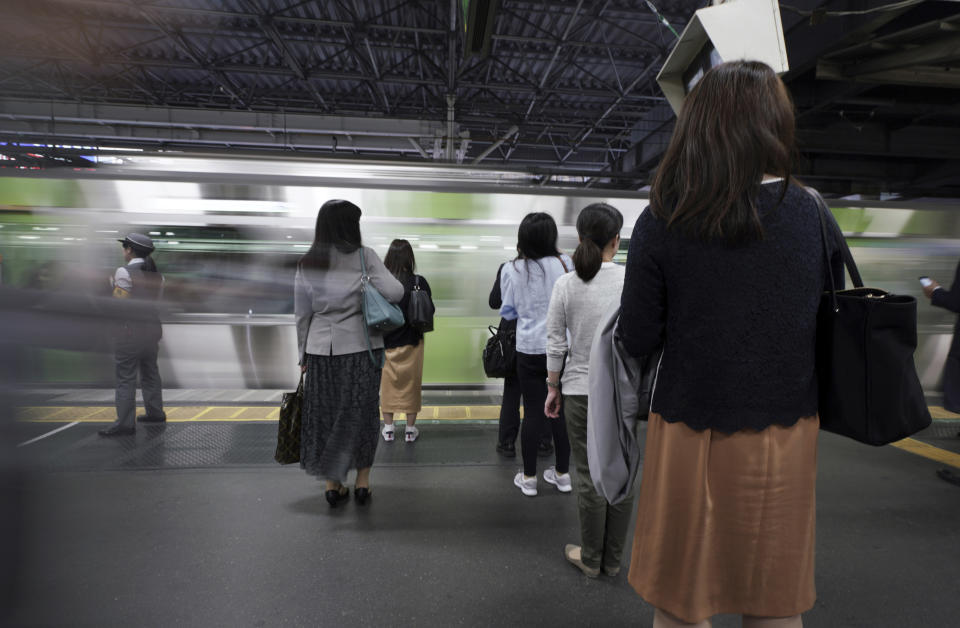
[381,424,395,442]
[405,426,419,442]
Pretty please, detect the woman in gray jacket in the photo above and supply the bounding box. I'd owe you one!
[295,200,404,507]
[544,203,630,577]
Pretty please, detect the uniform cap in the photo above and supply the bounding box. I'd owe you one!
[118,232,155,253]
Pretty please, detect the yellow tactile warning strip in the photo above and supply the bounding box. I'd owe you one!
[891,438,960,469]
[15,405,960,469]
[16,405,509,423]
[928,406,960,420]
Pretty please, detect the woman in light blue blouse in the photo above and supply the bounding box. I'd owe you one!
[500,212,573,497]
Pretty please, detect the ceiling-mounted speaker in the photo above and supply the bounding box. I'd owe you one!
[463,0,501,59]
[656,0,789,114]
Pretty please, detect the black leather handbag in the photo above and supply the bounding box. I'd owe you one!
[274,374,303,464]
[407,275,435,333]
[483,324,516,378]
[813,192,932,446]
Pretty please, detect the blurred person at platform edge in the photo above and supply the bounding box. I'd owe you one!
[618,61,845,628]
[499,212,573,497]
[295,200,403,507]
[489,263,555,459]
[544,202,631,578]
[99,233,167,437]
[380,239,431,443]
[922,264,960,414]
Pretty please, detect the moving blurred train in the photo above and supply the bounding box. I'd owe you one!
[2,153,959,395]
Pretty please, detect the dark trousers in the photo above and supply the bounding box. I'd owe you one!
[498,374,552,449]
[497,372,522,445]
[517,351,570,477]
[564,395,634,571]
[114,335,165,429]
[944,354,960,414]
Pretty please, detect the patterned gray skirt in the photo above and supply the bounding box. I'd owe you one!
[300,349,383,482]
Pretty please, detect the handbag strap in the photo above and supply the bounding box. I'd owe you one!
[298,271,314,365]
[413,274,421,291]
[810,188,863,314]
[359,245,369,281]
[555,255,570,273]
[357,247,385,369]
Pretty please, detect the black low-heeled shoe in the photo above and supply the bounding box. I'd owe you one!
[325,486,349,507]
[354,487,371,505]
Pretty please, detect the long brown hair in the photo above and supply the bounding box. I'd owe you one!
[650,60,796,244]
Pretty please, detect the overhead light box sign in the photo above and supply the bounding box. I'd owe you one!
[656,0,789,114]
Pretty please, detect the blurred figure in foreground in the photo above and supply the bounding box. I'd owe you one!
[922,263,960,414]
[380,239,432,443]
[295,200,403,506]
[619,61,844,627]
[100,233,166,437]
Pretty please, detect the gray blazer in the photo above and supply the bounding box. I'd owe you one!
[295,246,404,360]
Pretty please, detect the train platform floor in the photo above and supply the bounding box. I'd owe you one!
[4,393,960,627]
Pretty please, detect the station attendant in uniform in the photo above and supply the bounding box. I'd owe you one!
[99,233,166,437]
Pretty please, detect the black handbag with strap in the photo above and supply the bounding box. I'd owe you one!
[812,191,932,446]
[407,275,435,333]
[274,373,303,464]
[483,323,516,378]
[483,255,570,378]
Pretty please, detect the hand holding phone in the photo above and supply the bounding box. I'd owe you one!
[919,276,933,288]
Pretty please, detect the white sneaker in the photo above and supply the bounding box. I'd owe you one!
[513,472,537,496]
[381,425,395,442]
[543,467,572,493]
[404,426,419,442]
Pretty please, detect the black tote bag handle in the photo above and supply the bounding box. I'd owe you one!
[810,188,863,312]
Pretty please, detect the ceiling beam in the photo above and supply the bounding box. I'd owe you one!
[558,60,658,164]
[817,61,960,88]
[834,36,960,76]
[132,3,250,108]
[243,0,329,111]
[0,98,446,137]
[798,122,960,160]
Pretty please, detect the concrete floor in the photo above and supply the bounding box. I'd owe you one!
[4,423,960,627]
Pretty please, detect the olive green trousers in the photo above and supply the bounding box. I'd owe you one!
[564,394,635,571]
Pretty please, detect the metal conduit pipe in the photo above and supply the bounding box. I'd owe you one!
[0,100,447,139]
[470,125,520,165]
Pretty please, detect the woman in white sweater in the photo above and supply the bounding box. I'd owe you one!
[544,203,631,578]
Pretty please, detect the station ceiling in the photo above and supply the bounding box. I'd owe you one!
[0,0,958,199]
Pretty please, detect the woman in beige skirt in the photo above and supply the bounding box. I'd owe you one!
[380,239,432,443]
[618,61,846,627]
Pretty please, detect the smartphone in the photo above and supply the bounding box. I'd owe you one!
[919,276,933,288]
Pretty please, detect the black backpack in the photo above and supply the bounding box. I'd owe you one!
[407,275,435,333]
[482,324,516,378]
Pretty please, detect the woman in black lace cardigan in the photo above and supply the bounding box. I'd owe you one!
[619,61,844,628]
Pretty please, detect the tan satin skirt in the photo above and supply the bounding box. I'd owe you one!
[628,413,818,623]
[379,340,424,414]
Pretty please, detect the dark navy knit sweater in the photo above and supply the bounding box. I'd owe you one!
[619,181,846,433]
